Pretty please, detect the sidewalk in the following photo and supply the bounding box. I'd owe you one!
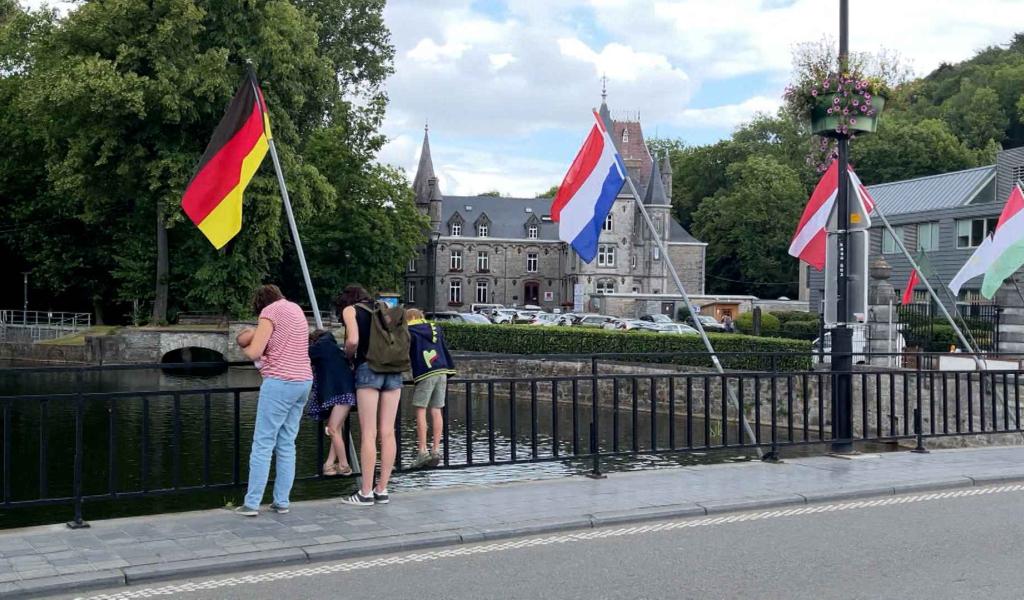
[4,446,1024,598]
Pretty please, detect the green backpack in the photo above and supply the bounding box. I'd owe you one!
[356,302,411,374]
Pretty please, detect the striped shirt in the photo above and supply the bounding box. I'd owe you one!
[258,299,312,381]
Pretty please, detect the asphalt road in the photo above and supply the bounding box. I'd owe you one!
[62,486,1024,600]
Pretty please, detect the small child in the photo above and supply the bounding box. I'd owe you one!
[406,308,456,468]
[307,329,357,476]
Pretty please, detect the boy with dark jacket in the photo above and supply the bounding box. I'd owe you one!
[406,308,456,468]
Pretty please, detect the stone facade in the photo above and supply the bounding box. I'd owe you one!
[405,96,706,313]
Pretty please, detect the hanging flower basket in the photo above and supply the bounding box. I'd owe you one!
[811,93,886,137]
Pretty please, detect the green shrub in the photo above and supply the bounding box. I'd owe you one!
[439,323,812,370]
[770,310,818,324]
[778,320,820,340]
[676,305,692,322]
[734,311,780,337]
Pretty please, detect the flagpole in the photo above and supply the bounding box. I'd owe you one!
[247,61,324,330]
[623,175,763,458]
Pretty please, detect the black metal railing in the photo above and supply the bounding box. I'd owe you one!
[3,352,1024,526]
[898,302,1001,353]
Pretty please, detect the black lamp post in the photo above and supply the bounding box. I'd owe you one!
[831,0,854,454]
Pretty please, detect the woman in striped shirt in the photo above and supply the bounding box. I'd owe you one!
[234,284,313,516]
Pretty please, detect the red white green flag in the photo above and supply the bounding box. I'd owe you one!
[950,184,1024,299]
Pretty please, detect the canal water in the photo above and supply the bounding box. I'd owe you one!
[0,361,854,528]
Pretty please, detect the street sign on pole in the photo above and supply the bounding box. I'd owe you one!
[827,179,872,232]
[824,230,868,326]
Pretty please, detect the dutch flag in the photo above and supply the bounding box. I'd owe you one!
[551,110,627,263]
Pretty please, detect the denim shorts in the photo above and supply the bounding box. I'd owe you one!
[354,362,403,391]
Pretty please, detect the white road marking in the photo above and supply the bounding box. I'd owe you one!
[78,484,1024,600]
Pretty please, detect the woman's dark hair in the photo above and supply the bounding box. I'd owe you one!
[309,329,331,344]
[252,284,285,315]
[334,284,372,316]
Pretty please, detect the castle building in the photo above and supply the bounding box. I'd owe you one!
[405,95,706,316]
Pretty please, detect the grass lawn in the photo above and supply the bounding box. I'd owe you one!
[37,325,120,346]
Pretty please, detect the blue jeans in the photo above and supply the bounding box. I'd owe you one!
[244,377,312,509]
[354,362,403,391]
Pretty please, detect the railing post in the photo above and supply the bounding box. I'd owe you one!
[586,356,605,478]
[67,369,90,529]
[913,360,928,453]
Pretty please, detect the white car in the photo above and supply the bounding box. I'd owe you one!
[656,323,699,335]
[530,313,562,326]
[490,309,518,324]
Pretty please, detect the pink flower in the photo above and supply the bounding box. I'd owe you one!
[864,93,871,100]
[823,80,830,88]
[860,105,867,112]
[843,108,849,115]
[811,89,819,97]
[852,98,859,106]
[833,96,841,105]
[827,107,833,114]
[850,118,857,125]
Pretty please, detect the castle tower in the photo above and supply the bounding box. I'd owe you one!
[412,124,443,232]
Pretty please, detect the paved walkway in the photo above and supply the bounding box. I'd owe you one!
[4,446,1024,598]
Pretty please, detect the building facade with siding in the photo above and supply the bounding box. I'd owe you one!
[405,97,706,314]
[806,146,1024,312]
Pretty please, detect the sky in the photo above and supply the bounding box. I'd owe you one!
[379,0,1023,197]
[20,0,1023,198]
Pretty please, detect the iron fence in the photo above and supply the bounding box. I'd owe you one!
[2,353,1024,526]
[897,302,1000,353]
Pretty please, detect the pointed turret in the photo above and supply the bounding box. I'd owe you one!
[412,124,438,205]
[598,75,614,136]
[644,155,669,206]
[660,154,672,199]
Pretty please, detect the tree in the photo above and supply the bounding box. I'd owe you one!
[478,190,502,197]
[535,185,559,198]
[851,117,983,184]
[691,156,805,298]
[942,82,1008,149]
[1,0,406,321]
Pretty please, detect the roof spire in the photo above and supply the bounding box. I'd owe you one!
[600,73,607,102]
[413,123,439,205]
[644,153,669,206]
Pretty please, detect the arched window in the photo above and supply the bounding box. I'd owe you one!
[596,280,615,294]
[621,128,629,144]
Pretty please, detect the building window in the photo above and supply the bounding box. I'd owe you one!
[478,224,489,237]
[653,246,661,261]
[526,252,538,273]
[630,254,637,270]
[956,217,998,248]
[596,280,615,294]
[407,282,416,303]
[407,258,416,273]
[477,251,489,272]
[451,222,462,237]
[621,128,629,144]
[528,225,538,239]
[917,222,939,252]
[631,285,640,294]
[449,280,462,305]
[476,280,488,303]
[1012,164,1024,187]
[597,244,615,267]
[881,226,904,254]
[450,250,463,271]
[603,213,613,232]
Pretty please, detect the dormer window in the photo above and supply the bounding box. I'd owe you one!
[451,222,462,236]
[478,224,488,237]
[528,225,538,239]
[621,128,629,144]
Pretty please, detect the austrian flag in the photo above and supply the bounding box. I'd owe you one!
[788,162,876,270]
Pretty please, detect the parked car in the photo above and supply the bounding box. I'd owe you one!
[425,312,490,324]
[639,314,674,324]
[471,303,504,314]
[575,314,616,328]
[655,323,699,335]
[689,315,727,332]
[530,313,562,326]
[555,313,581,326]
[513,309,539,323]
[490,309,518,324]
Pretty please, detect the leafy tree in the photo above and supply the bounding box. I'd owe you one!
[0,0,407,321]
[851,117,983,184]
[691,156,805,298]
[942,82,1008,149]
[478,190,502,197]
[535,185,559,198]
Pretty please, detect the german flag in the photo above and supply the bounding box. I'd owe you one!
[181,72,272,249]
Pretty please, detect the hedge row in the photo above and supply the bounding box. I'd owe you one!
[439,323,813,371]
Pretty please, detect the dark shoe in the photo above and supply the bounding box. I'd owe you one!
[340,491,375,507]
[234,505,258,517]
[269,503,290,514]
[373,489,390,505]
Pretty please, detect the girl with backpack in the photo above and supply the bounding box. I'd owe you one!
[337,284,411,506]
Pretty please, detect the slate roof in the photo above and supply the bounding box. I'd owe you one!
[412,128,438,204]
[644,155,670,206]
[669,219,701,244]
[441,196,561,240]
[865,165,996,216]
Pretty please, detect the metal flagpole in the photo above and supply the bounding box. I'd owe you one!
[623,176,763,458]
[267,141,323,330]
[247,61,324,330]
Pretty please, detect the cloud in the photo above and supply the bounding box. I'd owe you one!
[675,96,781,129]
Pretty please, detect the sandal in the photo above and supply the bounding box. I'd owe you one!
[323,462,339,476]
[336,464,353,476]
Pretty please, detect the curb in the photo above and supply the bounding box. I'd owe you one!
[7,471,1024,598]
